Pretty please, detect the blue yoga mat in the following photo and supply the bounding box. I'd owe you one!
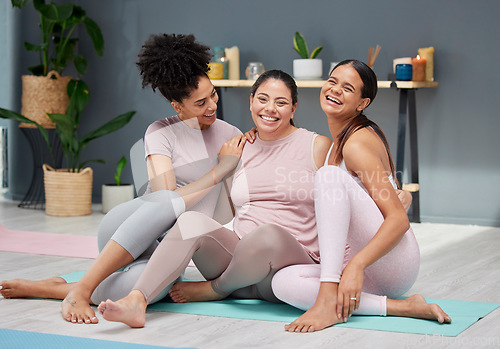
[0,328,195,349]
[61,272,499,337]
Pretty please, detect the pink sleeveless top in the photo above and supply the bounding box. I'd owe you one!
[231,128,320,262]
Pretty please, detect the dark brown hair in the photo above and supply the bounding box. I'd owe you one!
[251,69,297,126]
[332,60,398,187]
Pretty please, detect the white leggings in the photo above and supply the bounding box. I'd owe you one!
[89,190,184,304]
[132,211,316,304]
[272,166,420,316]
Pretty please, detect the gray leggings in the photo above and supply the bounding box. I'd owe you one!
[133,211,316,304]
[89,190,184,304]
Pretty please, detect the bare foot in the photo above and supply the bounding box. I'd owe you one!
[285,300,343,333]
[0,277,68,299]
[388,294,452,323]
[98,290,147,328]
[169,281,225,303]
[61,287,98,324]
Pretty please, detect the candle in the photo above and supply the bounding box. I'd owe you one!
[393,57,412,73]
[213,46,229,79]
[412,55,426,81]
[417,46,434,81]
[207,62,223,80]
[225,46,240,80]
[395,64,413,81]
[220,57,229,79]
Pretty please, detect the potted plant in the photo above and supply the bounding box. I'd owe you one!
[41,79,135,216]
[2,81,135,216]
[11,0,104,128]
[292,31,324,80]
[101,156,135,214]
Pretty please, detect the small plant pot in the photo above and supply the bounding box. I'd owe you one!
[101,184,135,213]
[293,59,323,80]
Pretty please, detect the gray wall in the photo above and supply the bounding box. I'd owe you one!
[1,0,499,226]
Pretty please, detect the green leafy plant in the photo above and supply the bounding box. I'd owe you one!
[1,81,135,172]
[114,156,127,186]
[11,0,104,76]
[0,108,51,151]
[293,32,323,59]
[47,79,135,172]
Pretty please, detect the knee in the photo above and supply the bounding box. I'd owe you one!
[142,190,185,217]
[239,224,289,256]
[174,211,223,240]
[247,224,288,246]
[177,211,209,225]
[315,165,349,186]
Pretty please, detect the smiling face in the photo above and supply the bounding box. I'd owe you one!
[320,64,371,122]
[172,75,218,130]
[250,78,297,141]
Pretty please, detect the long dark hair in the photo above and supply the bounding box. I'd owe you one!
[251,69,297,126]
[332,60,398,187]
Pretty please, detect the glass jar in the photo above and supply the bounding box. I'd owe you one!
[245,62,265,80]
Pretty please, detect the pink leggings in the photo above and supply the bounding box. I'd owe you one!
[272,166,420,316]
[133,212,315,304]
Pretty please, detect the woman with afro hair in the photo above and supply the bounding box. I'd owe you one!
[0,33,245,325]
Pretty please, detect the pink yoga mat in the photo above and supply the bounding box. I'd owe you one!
[0,224,98,259]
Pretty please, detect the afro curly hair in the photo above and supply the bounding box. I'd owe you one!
[136,33,212,102]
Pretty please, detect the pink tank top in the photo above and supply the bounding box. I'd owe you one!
[231,128,320,262]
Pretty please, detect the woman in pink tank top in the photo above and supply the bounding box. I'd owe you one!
[96,70,332,328]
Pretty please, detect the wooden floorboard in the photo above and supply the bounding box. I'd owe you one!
[1,199,499,348]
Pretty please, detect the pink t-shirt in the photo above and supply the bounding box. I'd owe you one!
[231,128,320,262]
[144,115,241,217]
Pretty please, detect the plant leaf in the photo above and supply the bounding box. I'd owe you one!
[83,17,104,57]
[73,54,87,76]
[24,42,43,52]
[114,156,127,186]
[39,3,73,22]
[47,112,74,146]
[54,37,77,73]
[0,107,52,156]
[27,64,45,76]
[310,46,323,59]
[79,111,136,149]
[78,159,105,172]
[293,32,309,59]
[67,79,90,117]
[32,0,45,12]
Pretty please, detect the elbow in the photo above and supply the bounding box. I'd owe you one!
[398,212,410,234]
[387,209,410,236]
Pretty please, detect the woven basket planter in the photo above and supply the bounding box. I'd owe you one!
[43,164,93,216]
[21,71,71,129]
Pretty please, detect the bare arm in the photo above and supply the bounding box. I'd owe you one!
[146,135,247,210]
[396,189,412,212]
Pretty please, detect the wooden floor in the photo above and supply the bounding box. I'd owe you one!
[1,197,500,349]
